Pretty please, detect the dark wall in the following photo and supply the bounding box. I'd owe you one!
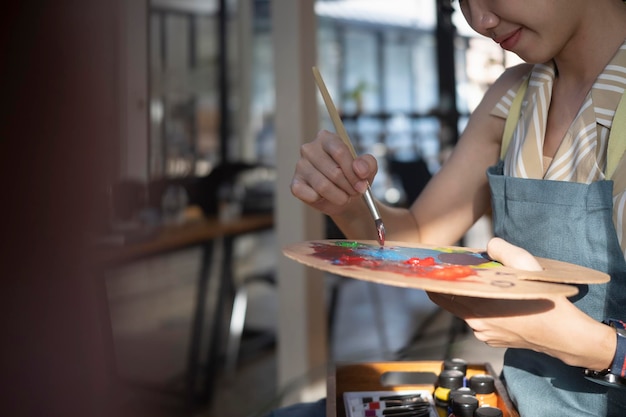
[0,2,145,416]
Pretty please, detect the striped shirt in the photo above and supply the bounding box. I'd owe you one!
[490,40,626,260]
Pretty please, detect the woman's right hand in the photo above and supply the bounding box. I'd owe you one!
[290,130,378,216]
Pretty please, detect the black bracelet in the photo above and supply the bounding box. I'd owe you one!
[584,319,626,389]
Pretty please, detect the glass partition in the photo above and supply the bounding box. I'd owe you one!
[147,0,515,190]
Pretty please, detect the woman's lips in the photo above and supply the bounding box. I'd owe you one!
[495,28,522,51]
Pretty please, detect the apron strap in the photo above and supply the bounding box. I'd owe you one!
[607,89,626,180]
[500,78,529,160]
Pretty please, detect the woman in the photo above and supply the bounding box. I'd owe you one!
[289,0,626,415]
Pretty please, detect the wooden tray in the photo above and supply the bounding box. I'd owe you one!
[327,361,519,417]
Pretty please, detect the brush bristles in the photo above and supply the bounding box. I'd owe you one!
[375,219,386,247]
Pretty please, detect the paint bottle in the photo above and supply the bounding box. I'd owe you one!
[469,374,498,408]
[474,406,504,417]
[434,370,465,408]
[448,394,478,417]
[442,358,469,388]
[449,387,475,402]
[447,387,476,415]
[442,358,468,376]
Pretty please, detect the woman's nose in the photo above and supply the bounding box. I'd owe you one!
[466,3,499,35]
[480,11,499,32]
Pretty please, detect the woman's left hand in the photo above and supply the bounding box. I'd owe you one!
[427,238,616,370]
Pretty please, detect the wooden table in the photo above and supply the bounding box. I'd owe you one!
[97,213,274,265]
[96,213,274,407]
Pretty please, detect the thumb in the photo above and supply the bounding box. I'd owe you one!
[487,237,543,271]
[353,155,378,182]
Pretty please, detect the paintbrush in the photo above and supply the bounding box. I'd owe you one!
[312,66,386,246]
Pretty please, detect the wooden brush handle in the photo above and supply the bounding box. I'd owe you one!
[312,66,358,159]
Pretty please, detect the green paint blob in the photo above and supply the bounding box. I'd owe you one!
[335,241,359,248]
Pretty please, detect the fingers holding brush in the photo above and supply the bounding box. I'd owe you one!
[291,130,378,215]
[310,129,369,192]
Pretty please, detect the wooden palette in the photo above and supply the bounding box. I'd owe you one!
[282,240,610,299]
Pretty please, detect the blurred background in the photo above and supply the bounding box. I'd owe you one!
[0,1,521,417]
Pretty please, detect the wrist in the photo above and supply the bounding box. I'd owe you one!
[584,319,626,389]
[606,319,626,377]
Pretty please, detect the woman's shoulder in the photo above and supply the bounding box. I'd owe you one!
[487,63,534,120]
[495,63,533,89]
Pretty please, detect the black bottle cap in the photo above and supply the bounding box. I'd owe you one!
[437,369,465,389]
[449,387,476,402]
[469,374,495,394]
[474,406,504,417]
[443,358,468,374]
[450,394,478,417]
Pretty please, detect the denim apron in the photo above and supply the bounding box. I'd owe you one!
[487,161,626,416]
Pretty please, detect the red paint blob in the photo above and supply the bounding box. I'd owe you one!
[310,242,476,281]
[404,257,436,266]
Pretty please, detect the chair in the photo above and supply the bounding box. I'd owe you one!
[224,268,275,375]
[145,163,276,386]
[196,162,277,375]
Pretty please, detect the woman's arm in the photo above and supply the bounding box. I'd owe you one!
[291,64,532,245]
[430,292,616,370]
